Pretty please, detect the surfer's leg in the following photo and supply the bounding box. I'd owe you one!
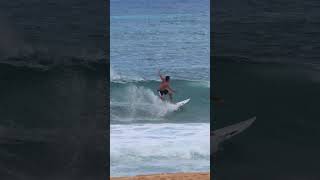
[158,90,164,100]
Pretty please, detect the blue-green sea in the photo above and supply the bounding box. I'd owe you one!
[110,0,210,177]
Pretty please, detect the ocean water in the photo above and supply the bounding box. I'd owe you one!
[111,0,210,177]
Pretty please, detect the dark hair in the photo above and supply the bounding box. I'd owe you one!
[165,76,170,81]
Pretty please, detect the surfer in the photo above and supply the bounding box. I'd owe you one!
[158,70,175,102]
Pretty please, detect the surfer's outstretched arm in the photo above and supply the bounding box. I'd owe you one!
[167,86,175,93]
[158,70,165,81]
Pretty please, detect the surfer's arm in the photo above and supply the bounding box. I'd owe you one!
[158,70,165,81]
[167,86,175,93]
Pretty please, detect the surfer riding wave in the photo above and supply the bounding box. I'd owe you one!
[158,70,175,102]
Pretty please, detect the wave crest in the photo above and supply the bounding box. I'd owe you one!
[110,67,146,82]
[111,85,180,122]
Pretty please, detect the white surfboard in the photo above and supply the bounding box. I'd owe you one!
[211,116,256,153]
[174,98,190,109]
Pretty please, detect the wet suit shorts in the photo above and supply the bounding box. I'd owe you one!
[158,89,169,96]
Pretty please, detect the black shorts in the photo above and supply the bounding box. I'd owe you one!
[158,89,169,96]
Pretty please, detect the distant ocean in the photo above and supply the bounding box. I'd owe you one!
[110,0,210,177]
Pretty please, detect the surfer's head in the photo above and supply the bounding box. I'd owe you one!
[165,76,170,82]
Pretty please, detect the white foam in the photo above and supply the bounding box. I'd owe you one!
[110,67,122,81]
[110,67,145,83]
[110,123,210,177]
[111,85,180,122]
